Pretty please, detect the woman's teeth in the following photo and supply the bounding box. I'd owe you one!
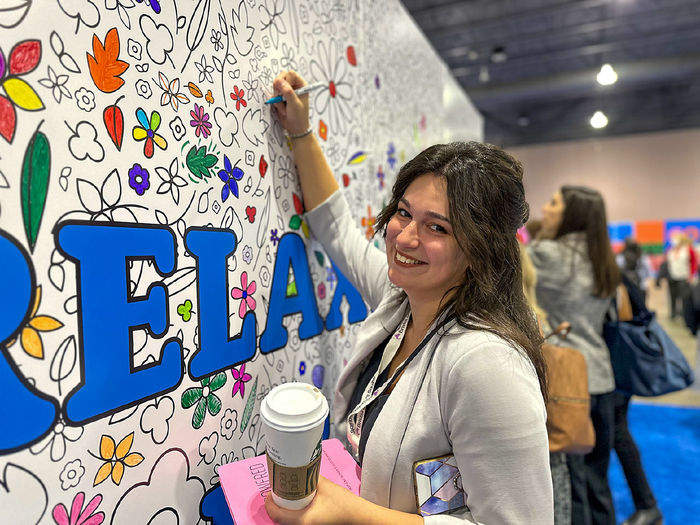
[395,252,422,265]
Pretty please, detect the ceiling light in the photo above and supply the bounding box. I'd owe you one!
[517,114,530,127]
[590,111,608,129]
[490,46,507,63]
[478,66,490,83]
[596,64,618,86]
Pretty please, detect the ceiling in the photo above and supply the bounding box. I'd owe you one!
[402,0,700,147]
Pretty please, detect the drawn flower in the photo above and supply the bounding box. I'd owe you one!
[387,142,397,169]
[153,71,189,111]
[299,361,306,375]
[377,165,385,190]
[135,78,152,99]
[75,87,96,112]
[154,157,187,204]
[189,103,212,138]
[126,38,142,60]
[309,38,353,134]
[270,228,280,246]
[137,0,161,14]
[361,205,376,240]
[6,286,63,359]
[38,66,72,103]
[217,155,243,202]
[326,266,337,290]
[132,108,167,158]
[242,244,253,264]
[210,29,223,52]
[30,417,83,462]
[205,89,214,105]
[93,432,144,486]
[177,299,193,321]
[220,408,238,439]
[317,282,326,300]
[194,55,214,84]
[231,271,256,318]
[127,163,150,195]
[168,116,185,140]
[280,42,297,71]
[59,459,85,490]
[241,70,260,103]
[231,364,252,399]
[181,373,227,429]
[52,492,104,525]
[229,85,246,111]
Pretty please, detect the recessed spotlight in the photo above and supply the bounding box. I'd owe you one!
[590,111,608,128]
[490,46,507,63]
[597,64,618,86]
[478,66,490,83]
[517,114,530,127]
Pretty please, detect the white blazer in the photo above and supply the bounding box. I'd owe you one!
[306,190,553,524]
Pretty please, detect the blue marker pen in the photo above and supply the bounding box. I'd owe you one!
[265,82,325,104]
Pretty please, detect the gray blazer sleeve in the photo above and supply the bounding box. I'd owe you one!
[432,342,554,524]
[305,190,391,311]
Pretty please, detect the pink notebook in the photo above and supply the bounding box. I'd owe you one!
[219,438,362,524]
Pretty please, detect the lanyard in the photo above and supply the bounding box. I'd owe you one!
[347,312,411,457]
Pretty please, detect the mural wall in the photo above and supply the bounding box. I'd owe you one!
[0,1,481,523]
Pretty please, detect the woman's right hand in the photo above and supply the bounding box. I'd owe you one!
[272,70,311,136]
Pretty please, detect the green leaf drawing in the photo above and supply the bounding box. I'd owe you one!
[289,214,301,230]
[314,251,325,266]
[240,376,257,433]
[186,145,218,181]
[21,121,50,253]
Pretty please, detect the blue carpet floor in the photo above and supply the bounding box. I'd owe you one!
[610,402,700,525]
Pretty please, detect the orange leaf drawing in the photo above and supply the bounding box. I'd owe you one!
[87,28,129,93]
[187,82,203,98]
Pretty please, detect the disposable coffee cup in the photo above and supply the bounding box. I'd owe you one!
[260,382,329,510]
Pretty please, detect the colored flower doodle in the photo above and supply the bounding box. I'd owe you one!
[205,89,214,105]
[59,459,85,490]
[128,163,150,195]
[0,39,44,143]
[299,361,306,375]
[126,38,142,60]
[220,408,238,439]
[189,103,212,138]
[194,54,214,83]
[153,71,189,111]
[242,244,253,264]
[6,285,63,359]
[210,29,224,52]
[231,363,252,399]
[136,0,161,14]
[326,266,337,290]
[168,116,185,140]
[270,228,281,246]
[231,271,256,318]
[93,432,144,486]
[132,108,167,158]
[135,78,152,99]
[229,85,247,111]
[30,417,83,462]
[317,282,326,300]
[52,492,104,525]
[377,165,385,190]
[387,142,397,169]
[177,299,193,321]
[361,205,376,240]
[38,66,71,103]
[218,155,243,202]
[181,373,227,429]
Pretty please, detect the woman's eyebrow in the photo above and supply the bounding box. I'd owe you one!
[400,197,451,223]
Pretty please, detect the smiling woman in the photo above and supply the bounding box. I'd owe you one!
[267,69,552,525]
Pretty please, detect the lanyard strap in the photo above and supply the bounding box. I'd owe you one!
[347,312,457,457]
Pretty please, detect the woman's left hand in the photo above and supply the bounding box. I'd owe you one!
[264,476,364,525]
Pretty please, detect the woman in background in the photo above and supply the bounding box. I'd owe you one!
[529,186,620,525]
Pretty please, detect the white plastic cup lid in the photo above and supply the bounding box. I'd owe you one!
[261,382,329,432]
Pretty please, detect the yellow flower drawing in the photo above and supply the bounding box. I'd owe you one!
[6,286,63,359]
[93,432,144,486]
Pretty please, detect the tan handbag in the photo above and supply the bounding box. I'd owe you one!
[542,322,596,454]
